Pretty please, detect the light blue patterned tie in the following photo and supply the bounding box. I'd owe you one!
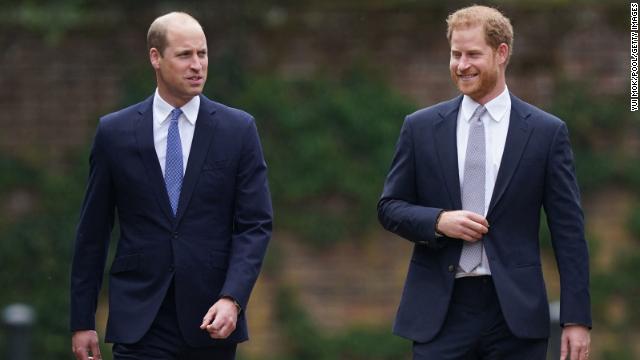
[459,105,488,272]
[165,108,183,216]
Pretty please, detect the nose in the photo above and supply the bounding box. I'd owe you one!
[457,56,471,72]
[190,55,203,72]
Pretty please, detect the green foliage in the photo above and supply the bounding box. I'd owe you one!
[628,204,640,241]
[274,287,325,359]
[599,347,636,360]
[590,250,640,359]
[0,151,89,358]
[571,149,617,193]
[273,287,410,360]
[592,252,640,321]
[549,80,635,193]
[0,1,89,44]
[0,157,39,192]
[619,152,640,191]
[538,210,551,249]
[203,60,415,247]
[331,327,411,359]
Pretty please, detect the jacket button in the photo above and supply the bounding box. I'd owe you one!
[169,265,175,272]
[448,265,455,272]
[172,232,178,240]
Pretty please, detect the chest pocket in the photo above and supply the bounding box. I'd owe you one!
[202,159,228,171]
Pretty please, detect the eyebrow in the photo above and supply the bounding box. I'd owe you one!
[174,47,207,54]
[450,48,484,53]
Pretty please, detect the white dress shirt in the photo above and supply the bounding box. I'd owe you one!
[153,89,200,175]
[455,87,511,277]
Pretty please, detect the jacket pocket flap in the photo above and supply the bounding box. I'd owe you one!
[203,159,228,170]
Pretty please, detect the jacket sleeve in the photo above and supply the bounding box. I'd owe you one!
[543,122,592,328]
[377,116,446,248]
[70,121,116,331]
[219,118,273,309]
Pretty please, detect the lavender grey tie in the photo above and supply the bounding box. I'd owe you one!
[458,105,488,273]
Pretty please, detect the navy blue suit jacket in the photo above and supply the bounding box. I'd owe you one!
[70,94,273,347]
[378,94,591,342]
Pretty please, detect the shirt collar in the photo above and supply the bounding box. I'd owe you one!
[460,86,511,123]
[153,89,200,126]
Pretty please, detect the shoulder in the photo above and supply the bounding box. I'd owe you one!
[404,96,462,127]
[98,96,152,131]
[202,95,255,127]
[510,94,564,129]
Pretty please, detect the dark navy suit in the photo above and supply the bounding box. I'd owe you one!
[378,94,590,346]
[70,94,272,349]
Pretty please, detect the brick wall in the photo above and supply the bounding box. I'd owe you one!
[0,4,628,161]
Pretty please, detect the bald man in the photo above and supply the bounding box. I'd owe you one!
[70,12,272,360]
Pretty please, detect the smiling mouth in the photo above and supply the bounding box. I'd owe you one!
[458,74,478,81]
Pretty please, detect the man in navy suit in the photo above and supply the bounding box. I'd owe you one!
[70,12,272,360]
[378,5,591,360]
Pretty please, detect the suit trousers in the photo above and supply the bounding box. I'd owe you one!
[113,281,237,360]
[412,276,548,360]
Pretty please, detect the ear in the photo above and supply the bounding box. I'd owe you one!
[496,43,509,65]
[150,48,161,69]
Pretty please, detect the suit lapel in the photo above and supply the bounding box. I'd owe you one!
[487,95,533,217]
[134,96,175,224]
[433,96,463,210]
[175,95,218,223]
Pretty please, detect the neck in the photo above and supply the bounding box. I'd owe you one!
[156,87,194,108]
[473,80,506,105]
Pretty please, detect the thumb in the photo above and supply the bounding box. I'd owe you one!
[200,305,218,329]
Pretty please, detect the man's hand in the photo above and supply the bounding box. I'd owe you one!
[71,330,101,360]
[436,210,489,242]
[560,325,591,360]
[200,298,239,339]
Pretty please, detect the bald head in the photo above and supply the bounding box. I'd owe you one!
[147,12,204,56]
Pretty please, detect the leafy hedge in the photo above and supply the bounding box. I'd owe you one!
[273,287,410,360]
[0,153,88,358]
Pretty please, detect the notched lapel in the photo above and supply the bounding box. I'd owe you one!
[134,99,175,223]
[433,97,463,210]
[175,98,218,223]
[487,97,533,217]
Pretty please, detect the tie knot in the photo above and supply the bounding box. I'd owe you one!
[170,108,182,123]
[471,105,487,123]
